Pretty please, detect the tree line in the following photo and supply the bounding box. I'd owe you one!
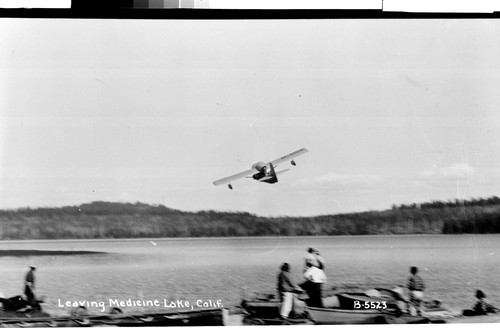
[0,197,499,240]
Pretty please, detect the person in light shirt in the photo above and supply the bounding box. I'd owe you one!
[302,262,327,307]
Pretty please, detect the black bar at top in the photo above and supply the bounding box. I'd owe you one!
[0,0,498,19]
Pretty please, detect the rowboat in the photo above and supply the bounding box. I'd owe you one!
[307,307,388,324]
[241,292,414,325]
[240,298,280,319]
[443,313,500,324]
[0,292,226,326]
[241,285,500,325]
[240,293,310,325]
[336,288,402,310]
[0,307,224,327]
[309,306,440,325]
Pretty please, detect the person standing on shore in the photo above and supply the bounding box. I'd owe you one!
[406,266,425,315]
[462,290,498,316]
[24,266,37,307]
[277,263,302,320]
[303,262,327,307]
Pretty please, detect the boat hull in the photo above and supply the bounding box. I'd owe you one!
[308,307,432,325]
[241,295,310,325]
[241,300,281,319]
[336,289,402,311]
[0,308,224,327]
[443,313,500,324]
[307,307,386,325]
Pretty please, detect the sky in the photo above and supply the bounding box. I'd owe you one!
[1,19,500,217]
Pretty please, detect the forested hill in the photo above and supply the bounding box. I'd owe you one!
[0,197,499,240]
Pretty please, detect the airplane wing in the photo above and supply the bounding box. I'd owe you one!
[270,148,309,167]
[213,168,258,186]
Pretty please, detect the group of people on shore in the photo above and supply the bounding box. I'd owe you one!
[403,266,497,317]
[277,249,497,320]
[277,247,326,319]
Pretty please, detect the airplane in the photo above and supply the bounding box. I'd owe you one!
[213,148,309,189]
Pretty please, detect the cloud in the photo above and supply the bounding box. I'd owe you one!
[422,163,474,180]
[414,163,476,199]
[296,172,383,188]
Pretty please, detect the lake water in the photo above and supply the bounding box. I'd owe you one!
[0,235,498,317]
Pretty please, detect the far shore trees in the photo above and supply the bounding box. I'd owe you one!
[0,197,499,240]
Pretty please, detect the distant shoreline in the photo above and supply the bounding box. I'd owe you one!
[0,233,498,243]
[1,198,499,239]
[0,250,106,257]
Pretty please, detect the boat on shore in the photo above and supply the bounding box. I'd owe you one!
[0,308,224,327]
[2,290,498,325]
[240,287,468,325]
[307,307,389,325]
[0,295,224,327]
[240,291,415,325]
[442,313,500,324]
[240,293,310,325]
[336,288,404,311]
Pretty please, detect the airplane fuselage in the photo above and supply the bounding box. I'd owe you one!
[252,165,278,184]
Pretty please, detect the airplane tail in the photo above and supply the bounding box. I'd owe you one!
[269,163,277,177]
[269,164,289,180]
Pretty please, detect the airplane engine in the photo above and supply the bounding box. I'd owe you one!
[252,172,264,180]
[251,161,267,171]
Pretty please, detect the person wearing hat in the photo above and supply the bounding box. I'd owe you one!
[470,290,498,315]
[304,247,325,272]
[24,266,37,307]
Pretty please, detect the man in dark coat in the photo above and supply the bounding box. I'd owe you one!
[24,266,37,307]
[277,263,302,319]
